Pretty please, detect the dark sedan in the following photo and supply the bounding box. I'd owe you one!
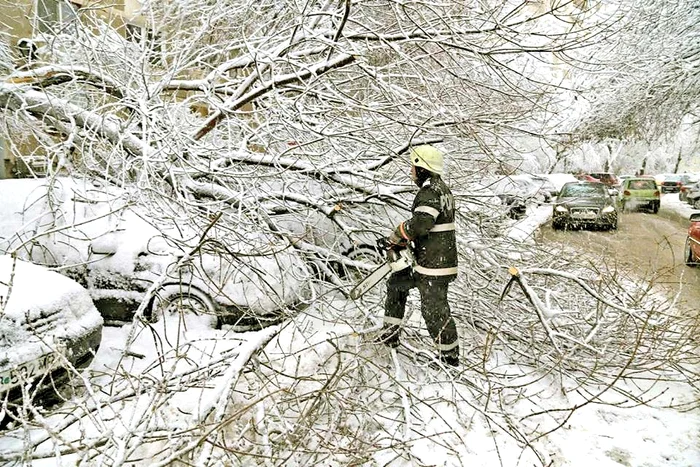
[659,174,683,193]
[552,182,618,231]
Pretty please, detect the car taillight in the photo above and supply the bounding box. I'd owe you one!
[623,190,631,196]
[654,191,660,197]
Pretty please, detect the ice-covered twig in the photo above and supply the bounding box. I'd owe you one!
[195,325,281,465]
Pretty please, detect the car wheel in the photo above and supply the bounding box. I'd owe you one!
[652,202,659,214]
[149,286,218,324]
[694,199,700,210]
[340,245,384,279]
[685,237,696,267]
[552,221,562,230]
[609,219,618,230]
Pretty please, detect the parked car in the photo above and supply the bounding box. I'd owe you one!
[574,173,600,183]
[685,182,700,208]
[657,173,683,193]
[618,177,660,213]
[0,177,312,331]
[618,174,635,183]
[1,255,103,426]
[539,173,578,196]
[684,213,700,266]
[552,181,618,230]
[679,176,700,202]
[483,174,554,220]
[588,172,621,189]
[270,197,409,272]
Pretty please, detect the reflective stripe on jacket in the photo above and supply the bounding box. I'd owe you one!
[400,175,458,279]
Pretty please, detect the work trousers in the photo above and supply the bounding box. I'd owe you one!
[382,268,459,359]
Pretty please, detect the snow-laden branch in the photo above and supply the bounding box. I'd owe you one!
[520,267,647,319]
[194,325,280,464]
[7,65,125,99]
[192,53,356,141]
[0,83,149,158]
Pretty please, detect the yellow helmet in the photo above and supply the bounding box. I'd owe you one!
[409,145,444,175]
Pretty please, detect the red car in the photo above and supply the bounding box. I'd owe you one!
[685,213,700,266]
[589,172,620,188]
[574,173,600,183]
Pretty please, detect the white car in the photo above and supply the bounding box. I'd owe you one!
[1,255,103,424]
[0,177,312,331]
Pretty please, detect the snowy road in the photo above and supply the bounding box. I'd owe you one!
[540,196,700,314]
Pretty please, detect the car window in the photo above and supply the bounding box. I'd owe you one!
[628,180,656,190]
[559,184,607,197]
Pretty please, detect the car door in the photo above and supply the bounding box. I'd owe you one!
[689,217,700,259]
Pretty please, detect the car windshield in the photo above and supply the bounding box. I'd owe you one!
[559,184,607,197]
[628,179,656,190]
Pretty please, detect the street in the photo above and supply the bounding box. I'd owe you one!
[539,199,700,314]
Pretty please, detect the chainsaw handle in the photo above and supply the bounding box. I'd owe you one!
[377,236,408,252]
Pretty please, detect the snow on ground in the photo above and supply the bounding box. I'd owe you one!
[0,193,699,466]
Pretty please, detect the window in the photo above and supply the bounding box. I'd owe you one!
[36,0,79,34]
[17,38,39,62]
[630,180,656,190]
[560,184,607,197]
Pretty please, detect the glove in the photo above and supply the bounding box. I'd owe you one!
[386,225,409,248]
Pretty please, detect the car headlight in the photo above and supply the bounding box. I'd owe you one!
[554,205,568,212]
[601,205,615,214]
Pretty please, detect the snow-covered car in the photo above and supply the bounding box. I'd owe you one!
[684,213,700,266]
[552,181,618,231]
[539,173,579,195]
[1,255,103,423]
[482,174,554,220]
[0,178,312,331]
[684,181,700,207]
[679,177,700,202]
[269,193,412,272]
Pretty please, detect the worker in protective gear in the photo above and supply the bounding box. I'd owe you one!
[379,144,460,366]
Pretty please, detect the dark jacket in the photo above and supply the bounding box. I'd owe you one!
[396,175,458,279]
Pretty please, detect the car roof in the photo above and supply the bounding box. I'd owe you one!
[562,180,606,186]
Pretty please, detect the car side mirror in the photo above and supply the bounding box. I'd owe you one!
[90,232,120,255]
[690,213,700,222]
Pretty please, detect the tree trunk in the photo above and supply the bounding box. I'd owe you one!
[673,149,682,173]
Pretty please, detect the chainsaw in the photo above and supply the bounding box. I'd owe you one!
[348,244,415,300]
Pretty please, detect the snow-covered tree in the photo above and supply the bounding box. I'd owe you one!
[0,1,698,465]
[568,0,700,146]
